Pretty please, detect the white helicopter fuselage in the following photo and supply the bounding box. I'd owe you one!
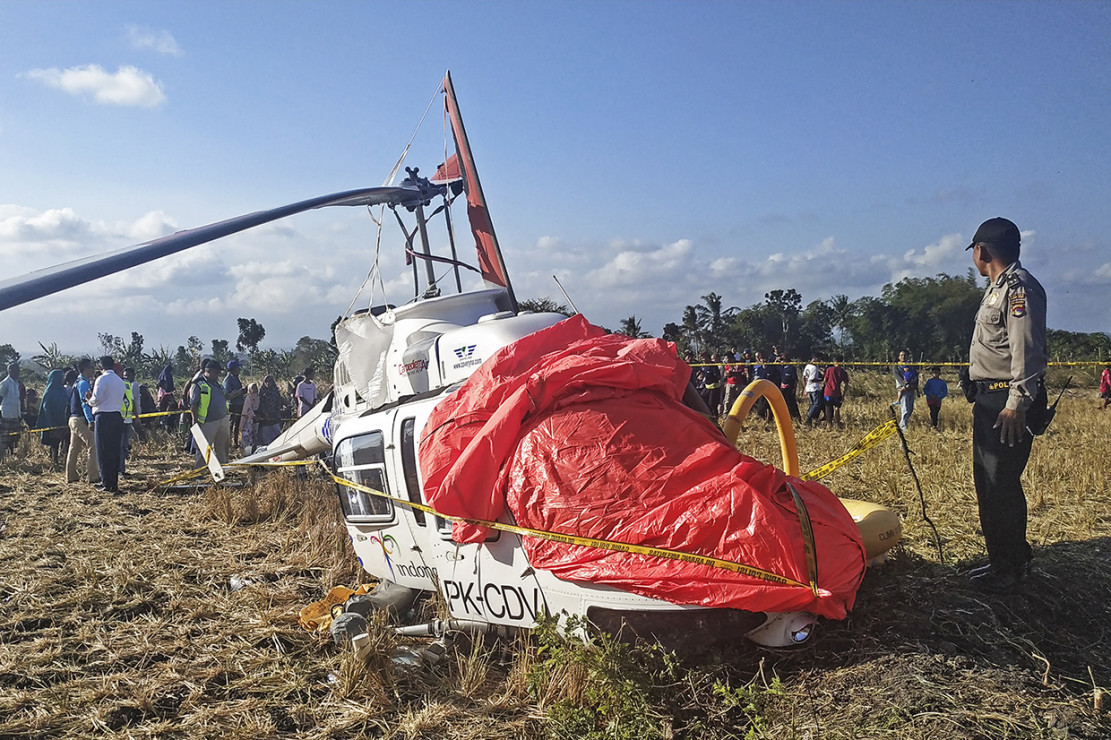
[336,392,712,630]
[319,290,814,647]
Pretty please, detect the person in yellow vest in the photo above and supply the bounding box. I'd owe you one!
[189,359,230,468]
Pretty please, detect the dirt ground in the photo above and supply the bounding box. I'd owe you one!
[1,382,1108,738]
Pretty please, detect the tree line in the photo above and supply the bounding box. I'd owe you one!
[526,272,1111,363]
[2,316,339,383]
[5,274,1108,384]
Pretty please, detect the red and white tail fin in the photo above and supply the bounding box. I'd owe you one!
[442,71,518,311]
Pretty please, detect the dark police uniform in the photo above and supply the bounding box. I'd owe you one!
[968,259,1047,578]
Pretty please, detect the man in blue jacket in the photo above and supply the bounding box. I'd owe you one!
[66,358,100,485]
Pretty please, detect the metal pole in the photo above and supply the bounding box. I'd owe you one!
[442,197,463,293]
[414,203,438,295]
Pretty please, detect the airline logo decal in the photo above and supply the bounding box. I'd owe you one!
[451,344,483,371]
[368,534,399,579]
[397,358,429,376]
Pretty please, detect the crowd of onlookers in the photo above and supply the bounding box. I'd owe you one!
[4,354,1111,474]
[0,358,322,486]
[686,348,853,428]
[685,348,973,432]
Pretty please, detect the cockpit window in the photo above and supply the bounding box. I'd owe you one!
[334,432,393,522]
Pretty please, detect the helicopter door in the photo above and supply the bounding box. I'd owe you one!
[397,416,427,528]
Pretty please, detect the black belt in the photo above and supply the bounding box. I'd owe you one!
[974,379,1011,393]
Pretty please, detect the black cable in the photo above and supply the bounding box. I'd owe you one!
[890,405,945,564]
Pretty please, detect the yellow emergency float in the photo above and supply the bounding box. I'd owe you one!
[723,379,902,563]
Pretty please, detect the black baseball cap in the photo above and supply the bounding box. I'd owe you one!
[966,217,1020,251]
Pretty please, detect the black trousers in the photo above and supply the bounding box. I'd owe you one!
[94,411,124,491]
[229,405,243,445]
[780,386,801,420]
[972,390,1034,574]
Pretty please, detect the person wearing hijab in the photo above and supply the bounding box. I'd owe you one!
[39,369,69,467]
[156,363,178,430]
[240,382,260,452]
[156,363,174,396]
[256,375,284,447]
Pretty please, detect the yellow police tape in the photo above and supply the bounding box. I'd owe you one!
[690,360,1103,368]
[5,409,183,438]
[8,408,298,438]
[321,461,810,589]
[800,420,898,481]
[147,451,808,589]
[36,403,892,594]
[156,421,898,586]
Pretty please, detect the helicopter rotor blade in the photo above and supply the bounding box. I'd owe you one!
[0,185,424,311]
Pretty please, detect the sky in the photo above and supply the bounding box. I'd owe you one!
[2,0,1110,358]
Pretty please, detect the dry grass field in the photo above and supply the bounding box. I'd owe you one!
[1,369,1108,739]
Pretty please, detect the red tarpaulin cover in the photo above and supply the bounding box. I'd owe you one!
[420,315,866,619]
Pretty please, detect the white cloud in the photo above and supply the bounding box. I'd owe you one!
[0,206,179,266]
[122,210,179,242]
[584,239,693,288]
[127,26,184,57]
[0,206,97,253]
[249,268,355,313]
[127,248,227,290]
[535,235,562,251]
[510,229,997,336]
[25,65,166,108]
[883,232,967,283]
[708,256,737,274]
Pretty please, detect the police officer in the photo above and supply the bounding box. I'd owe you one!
[189,359,230,468]
[964,217,1047,590]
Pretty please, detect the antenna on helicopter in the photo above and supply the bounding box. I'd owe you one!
[552,275,581,315]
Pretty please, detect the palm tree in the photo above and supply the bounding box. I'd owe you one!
[681,305,701,353]
[518,297,573,316]
[695,292,738,349]
[617,316,651,339]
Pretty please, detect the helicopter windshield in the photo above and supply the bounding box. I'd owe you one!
[335,432,393,521]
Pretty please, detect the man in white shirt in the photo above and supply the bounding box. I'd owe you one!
[86,356,126,493]
[296,367,317,418]
[802,354,824,426]
[0,363,22,460]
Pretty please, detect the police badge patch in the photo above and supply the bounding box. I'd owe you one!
[1010,292,1027,318]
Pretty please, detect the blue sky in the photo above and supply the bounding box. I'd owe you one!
[2,1,1110,356]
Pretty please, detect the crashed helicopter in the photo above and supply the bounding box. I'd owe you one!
[0,73,901,648]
